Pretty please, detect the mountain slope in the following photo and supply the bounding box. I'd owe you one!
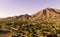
[0,8,60,37]
[32,8,60,18]
[3,8,60,20]
[4,14,31,20]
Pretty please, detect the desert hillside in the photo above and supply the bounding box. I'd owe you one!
[0,8,60,37]
[32,8,60,18]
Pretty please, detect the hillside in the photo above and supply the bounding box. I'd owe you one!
[3,8,60,20]
[32,8,60,18]
[0,8,60,37]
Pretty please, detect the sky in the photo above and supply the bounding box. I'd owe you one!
[0,0,60,18]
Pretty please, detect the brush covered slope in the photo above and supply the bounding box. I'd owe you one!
[0,8,60,37]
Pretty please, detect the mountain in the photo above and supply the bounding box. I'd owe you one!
[32,8,60,19]
[3,8,60,20]
[1,8,60,37]
[5,14,31,20]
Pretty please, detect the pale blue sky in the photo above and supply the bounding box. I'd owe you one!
[0,0,60,18]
